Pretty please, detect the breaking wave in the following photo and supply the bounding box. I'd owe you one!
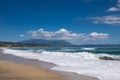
[82,47,96,50]
[1,48,120,80]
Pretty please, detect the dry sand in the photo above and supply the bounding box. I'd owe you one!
[0,60,61,80]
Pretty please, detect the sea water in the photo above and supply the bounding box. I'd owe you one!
[1,47,120,80]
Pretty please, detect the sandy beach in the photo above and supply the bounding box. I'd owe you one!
[0,60,61,80]
[0,52,99,80]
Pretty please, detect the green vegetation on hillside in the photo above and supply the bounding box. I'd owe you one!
[0,41,48,47]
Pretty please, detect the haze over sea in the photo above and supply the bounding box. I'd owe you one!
[2,46,120,80]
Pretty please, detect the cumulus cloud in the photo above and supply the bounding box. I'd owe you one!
[107,0,120,12]
[19,34,24,37]
[87,15,120,25]
[89,32,108,40]
[28,28,109,41]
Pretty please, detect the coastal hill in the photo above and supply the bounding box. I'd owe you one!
[0,39,75,47]
[19,39,75,47]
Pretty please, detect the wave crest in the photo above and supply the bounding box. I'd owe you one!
[97,54,120,61]
[82,47,96,50]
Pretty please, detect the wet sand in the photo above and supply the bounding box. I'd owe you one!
[0,52,99,80]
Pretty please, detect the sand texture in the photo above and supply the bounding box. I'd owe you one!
[0,60,61,80]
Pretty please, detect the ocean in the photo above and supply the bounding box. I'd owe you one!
[1,46,120,80]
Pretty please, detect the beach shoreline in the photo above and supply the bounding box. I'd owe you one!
[0,60,61,80]
[0,52,99,80]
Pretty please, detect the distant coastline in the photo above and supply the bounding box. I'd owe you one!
[0,41,49,47]
[0,39,76,47]
[1,40,120,48]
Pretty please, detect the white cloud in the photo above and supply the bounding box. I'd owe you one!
[87,15,120,25]
[107,7,119,11]
[19,34,24,37]
[28,28,109,41]
[89,32,108,39]
[107,0,120,12]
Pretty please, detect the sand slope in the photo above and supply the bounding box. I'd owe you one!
[0,60,61,80]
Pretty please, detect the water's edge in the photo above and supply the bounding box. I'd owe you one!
[1,47,120,80]
[0,53,99,80]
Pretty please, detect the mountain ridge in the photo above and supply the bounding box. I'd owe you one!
[19,39,75,47]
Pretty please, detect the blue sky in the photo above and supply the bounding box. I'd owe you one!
[0,0,120,44]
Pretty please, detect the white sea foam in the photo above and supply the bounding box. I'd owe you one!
[82,47,96,50]
[2,48,120,80]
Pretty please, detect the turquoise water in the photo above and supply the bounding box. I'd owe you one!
[11,46,120,60]
[11,46,120,55]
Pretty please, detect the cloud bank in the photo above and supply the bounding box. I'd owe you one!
[87,15,120,25]
[28,28,109,41]
[107,0,120,12]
